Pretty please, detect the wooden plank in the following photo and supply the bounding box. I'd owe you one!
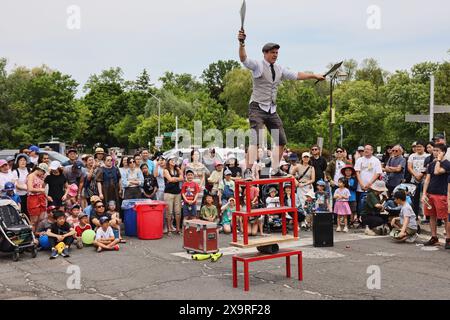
[229,235,299,248]
[234,206,296,217]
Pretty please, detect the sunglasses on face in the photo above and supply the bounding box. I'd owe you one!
[311,148,319,151]
[96,205,105,209]
[129,160,135,163]
[336,150,343,153]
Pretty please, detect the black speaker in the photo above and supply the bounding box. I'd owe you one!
[312,212,334,247]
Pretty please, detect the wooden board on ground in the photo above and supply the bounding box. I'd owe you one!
[230,235,299,248]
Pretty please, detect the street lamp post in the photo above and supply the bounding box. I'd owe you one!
[328,70,347,153]
[149,92,161,137]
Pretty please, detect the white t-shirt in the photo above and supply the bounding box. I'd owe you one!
[400,203,417,230]
[266,196,280,208]
[333,160,346,185]
[354,156,383,192]
[95,226,115,240]
[12,168,29,196]
[0,171,15,191]
[407,152,428,183]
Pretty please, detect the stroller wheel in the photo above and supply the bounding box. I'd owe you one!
[12,251,20,262]
[31,246,38,258]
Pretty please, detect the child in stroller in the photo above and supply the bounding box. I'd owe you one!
[0,199,37,261]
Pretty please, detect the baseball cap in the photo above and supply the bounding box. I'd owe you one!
[357,146,365,151]
[95,147,105,154]
[68,184,79,197]
[37,163,49,172]
[67,147,77,154]
[29,145,39,153]
[74,160,83,170]
[78,212,88,219]
[288,153,299,161]
[49,160,61,171]
[224,169,232,176]
[262,43,280,52]
[70,203,81,210]
[3,182,15,191]
[99,216,110,224]
[0,159,7,167]
[433,133,445,141]
[214,160,224,167]
[302,152,311,158]
[6,156,15,162]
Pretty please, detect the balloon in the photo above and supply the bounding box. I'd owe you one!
[39,235,51,249]
[81,230,96,245]
[55,242,65,254]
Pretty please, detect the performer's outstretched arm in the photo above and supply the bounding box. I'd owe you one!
[298,72,325,81]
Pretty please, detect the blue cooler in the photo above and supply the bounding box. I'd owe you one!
[121,199,151,237]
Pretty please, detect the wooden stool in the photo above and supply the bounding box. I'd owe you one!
[232,249,303,291]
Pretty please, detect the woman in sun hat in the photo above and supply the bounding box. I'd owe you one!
[94,147,106,167]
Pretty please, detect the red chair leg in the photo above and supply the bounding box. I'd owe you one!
[298,252,303,281]
[232,258,238,288]
[286,256,291,278]
[244,261,249,291]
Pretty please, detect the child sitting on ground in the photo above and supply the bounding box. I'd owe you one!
[66,203,80,227]
[390,191,418,243]
[200,194,218,223]
[220,197,236,234]
[34,206,56,247]
[74,212,92,249]
[46,211,76,259]
[94,216,120,253]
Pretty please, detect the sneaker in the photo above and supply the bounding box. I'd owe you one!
[49,248,58,259]
[301,222,307,230]
[61,248,70,258]
[97,247,103,253]
[445,239,450,250]
[423,236,439,246]
[113,245,120,251]
[405,233,418,243]
[243,168,253,180]
[343,226,349,233]
[364,226,377,236]
[336,225,342,232]
[286,213,292,220]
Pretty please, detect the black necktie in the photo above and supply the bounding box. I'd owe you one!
[270,63,275,81]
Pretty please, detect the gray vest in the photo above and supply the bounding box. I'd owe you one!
[250,62,282,107]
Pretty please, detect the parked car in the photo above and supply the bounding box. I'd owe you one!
[0,149,69,164]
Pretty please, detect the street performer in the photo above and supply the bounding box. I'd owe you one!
[238,29,325,178]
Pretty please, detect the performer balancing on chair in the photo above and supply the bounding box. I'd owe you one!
[238,29,325,178]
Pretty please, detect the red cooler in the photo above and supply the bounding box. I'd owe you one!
[136,201,166,240]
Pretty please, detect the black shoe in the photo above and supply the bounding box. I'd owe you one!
[61,248,70,258]
[50,248,58,259]
[437,219,443,227]
[445,239,450,250]
[243,168,252,180]
[423,236,439,246]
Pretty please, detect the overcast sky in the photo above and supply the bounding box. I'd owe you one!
[1,0,449,94]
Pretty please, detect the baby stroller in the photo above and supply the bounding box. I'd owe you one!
[259,184,289,233]
[383,183,417,215]
[0,199,37,261]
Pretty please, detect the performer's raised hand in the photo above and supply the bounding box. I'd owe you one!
[315,74,326,81]
[238,29,246,44]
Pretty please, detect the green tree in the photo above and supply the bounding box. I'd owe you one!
[220,68,252,117]
[201,60,241,101]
